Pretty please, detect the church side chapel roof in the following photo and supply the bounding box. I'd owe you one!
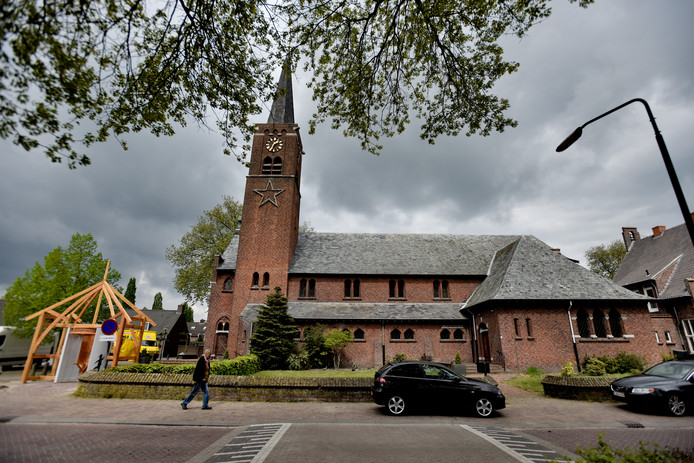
[613,222,694,300]
[466,236,650,307]
[240,301,467,323]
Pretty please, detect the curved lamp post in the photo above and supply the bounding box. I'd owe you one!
[556,98,694,248]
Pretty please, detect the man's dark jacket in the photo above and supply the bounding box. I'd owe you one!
[192,355,208,383]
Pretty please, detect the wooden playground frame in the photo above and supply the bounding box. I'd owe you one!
[21,262,155,383]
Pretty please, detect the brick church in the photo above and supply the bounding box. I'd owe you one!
[204,68,684,372]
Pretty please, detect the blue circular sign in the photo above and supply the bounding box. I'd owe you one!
[101,318,118,335]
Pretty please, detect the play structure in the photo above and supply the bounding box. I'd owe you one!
[21,262,155,383]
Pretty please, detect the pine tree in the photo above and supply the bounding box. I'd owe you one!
[123,278,137,306]
[250,287,297,370]
[152,292,163,310]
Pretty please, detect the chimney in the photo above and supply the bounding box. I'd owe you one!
[177,304,183,313]
[652,225,666,237]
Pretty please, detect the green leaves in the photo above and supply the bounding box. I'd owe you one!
[3,232,121,337]
[165,195,242,305]
[1,1,591,167]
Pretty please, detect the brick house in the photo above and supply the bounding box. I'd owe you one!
[615,219,694,357]
[204,69,668,371]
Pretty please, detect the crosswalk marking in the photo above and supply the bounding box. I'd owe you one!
[205,423,291,463]
[461,425,573,463]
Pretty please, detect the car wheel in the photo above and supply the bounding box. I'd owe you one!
[666,394,687,416]
[474,396,494,418]
[386,395,407,416]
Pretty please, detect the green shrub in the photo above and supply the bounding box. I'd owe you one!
[560,361,575,377]
[583,351,645,375]
[287,352,309,370]
[583,358,606,376]
[454,352,462,365]
[393,353,407,362]
[108,354,262,376]
[526,366,544,376]
[550,433,694,463]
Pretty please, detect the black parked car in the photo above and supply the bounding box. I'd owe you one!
[372,361,505,417]
[610,360,694,416]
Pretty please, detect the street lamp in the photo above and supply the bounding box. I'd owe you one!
[556,98,694,248]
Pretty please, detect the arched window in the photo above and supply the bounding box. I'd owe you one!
[300,279,307,298]
[609,309,623,337]
[262,156,273,174]
[404,329,414,340]
[389,279,396,298]
[390,329,401,340]
[398,280,405,298]
[308,279,316,298]
[252,272,259,287]
[593,310,607,338]
[441,280,449,298]
[453,328,464,340]
[263,272,270,287]
[440,329,450,340]
[344,279,351,298]
[216,319,229,332]
[513,318,521,337]
[577,309,591,338]
[354,328,364,340]
[525,318,533,337]
[223,278,232,291]
[433,280,440,298]
[272,156,282,175]
[353,279,360,298]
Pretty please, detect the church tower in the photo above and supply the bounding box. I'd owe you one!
[210,65,304,356]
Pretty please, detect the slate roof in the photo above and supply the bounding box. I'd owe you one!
[466,236,650,307]
[219,231,648,313]
[124,308,185,334]
[240,302,467,323]
[613,222,694,300]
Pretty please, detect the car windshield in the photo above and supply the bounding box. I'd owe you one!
[422,364,459,380]
[644,362,694,379]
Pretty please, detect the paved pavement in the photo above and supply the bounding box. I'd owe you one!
[1,369,692,462]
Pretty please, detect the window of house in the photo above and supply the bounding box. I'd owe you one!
[440,329,450,340]
[354,328,364,340]
[453,329,463,340]
[344,279,351,298]
[252,272,259,287]
[217,320,229,332]
[645,286,659,312]
[308,279,316,298]
[593,310,607,338]
[344,279,361,298]
[433,280,440,298]
[665,331,673,343]
[608,309,623,337]
[404,329,414,340]
[389,280,396,298]
[684,319,694,353]
[299,279,315,298]
[353,279,360,298]
[398,280,405,298]
[577,309,591,338]
[655,331,661,343]
[513,318,520,337]
[525,318,533,337]
[223,278,232,291]
[300,279,307,298]
[390,329,401,340]
[441,280,449,298]
[262,272,270,287]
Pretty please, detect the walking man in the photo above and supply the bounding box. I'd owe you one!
[181,349,212,410]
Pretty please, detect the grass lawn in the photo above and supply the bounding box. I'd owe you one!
[504,372,634,396]
[253,368,376,378]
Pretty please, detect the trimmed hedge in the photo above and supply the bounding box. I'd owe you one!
[542,375,616,401]
[75,370,373,402]
[108,354,262,376]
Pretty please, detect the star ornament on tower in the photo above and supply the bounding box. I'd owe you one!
[254,180,285,207]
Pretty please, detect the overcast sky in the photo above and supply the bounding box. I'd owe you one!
[2,0,693,322]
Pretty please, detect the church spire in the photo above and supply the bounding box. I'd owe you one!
[267,60,294,124]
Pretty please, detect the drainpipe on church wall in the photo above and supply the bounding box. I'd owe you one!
[567,301,581,372]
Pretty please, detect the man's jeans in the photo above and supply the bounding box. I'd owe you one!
[181,381,209,408]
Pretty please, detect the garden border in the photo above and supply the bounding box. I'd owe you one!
[541,375,617,402]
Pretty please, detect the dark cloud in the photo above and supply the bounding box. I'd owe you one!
[2,0,693,321]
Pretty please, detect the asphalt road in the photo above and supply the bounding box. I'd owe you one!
[1,368,693,463]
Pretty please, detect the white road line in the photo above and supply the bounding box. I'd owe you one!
[250,423,291,463]
[460,425,536,463]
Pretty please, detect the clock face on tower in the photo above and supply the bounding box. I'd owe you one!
[265,136,283,152]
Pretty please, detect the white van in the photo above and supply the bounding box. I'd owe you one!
[0,326,54,369]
